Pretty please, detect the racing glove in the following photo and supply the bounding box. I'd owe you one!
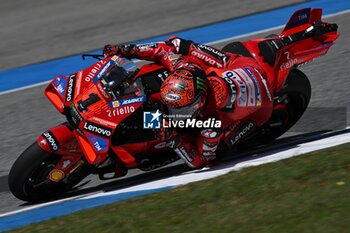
[103,44,119,57]
[169,129,222,168]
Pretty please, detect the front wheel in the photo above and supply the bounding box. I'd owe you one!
[8,143,89,202]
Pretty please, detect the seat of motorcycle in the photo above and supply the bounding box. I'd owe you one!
[258,39,281,67]
[221,42,253,58]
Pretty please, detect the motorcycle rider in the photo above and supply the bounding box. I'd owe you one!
[103,36,274,168]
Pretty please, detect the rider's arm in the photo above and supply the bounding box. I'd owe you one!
[166,36,238,69]
[104,42,184,72]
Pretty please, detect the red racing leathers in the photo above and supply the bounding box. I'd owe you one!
[103,36,274,168]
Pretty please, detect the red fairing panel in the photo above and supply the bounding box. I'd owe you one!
[37,124,81,155]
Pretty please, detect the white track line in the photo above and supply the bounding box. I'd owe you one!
[0,193,90,218]
[80,131,350,200]
[0,81,51,95]
[1,130,349,217]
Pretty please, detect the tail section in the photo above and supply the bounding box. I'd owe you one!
[258,8,339,92]
[282,8,321,33]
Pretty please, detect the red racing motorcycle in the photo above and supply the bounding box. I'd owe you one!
[8,8,339,201]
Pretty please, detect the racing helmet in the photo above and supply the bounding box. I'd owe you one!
[160,68,207,118]
[99,64,140,100]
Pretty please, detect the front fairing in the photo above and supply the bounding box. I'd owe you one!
[45,56,147,164]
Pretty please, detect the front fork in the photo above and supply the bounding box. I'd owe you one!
[37,123,85,182]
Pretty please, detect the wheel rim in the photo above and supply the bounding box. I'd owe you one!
[23,156,61,196]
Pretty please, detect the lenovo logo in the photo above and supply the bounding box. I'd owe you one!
[66,75,76,102]
[43,132,59,151]
[83,121,112,137]
[230,122,255,146]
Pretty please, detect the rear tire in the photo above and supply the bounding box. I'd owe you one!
[241,69,311,147]
[268,69,311,139]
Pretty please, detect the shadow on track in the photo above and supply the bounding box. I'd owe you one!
[4,128,349,207]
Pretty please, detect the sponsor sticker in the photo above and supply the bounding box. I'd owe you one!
[136,43,157,51]
[111,101,120,108]
[106,106,136,117]
[244,68,262,106]
[85,60,105,82]
[235,69,256,106]
[49,169,65,182]
[168,53,183,67]
[222,76,237,108]
[108,96,147,108]
[87,134,108,152]
[285,8,310,30]
[195,44,229,65]
[229,121,255,146]
[53,77,67,97]
[94,60,114,83]
[65,75,76,102]
[280,51,299,71]
[190,50,223,68]
[83,121,112,138]
[42,131,60,151]
[111,55,123,63]
[224,71,247,106]
[169,54,181,61]
[165,93,182,102]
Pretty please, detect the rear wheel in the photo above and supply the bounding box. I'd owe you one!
[8,143,89,202]
[242,69,311,146]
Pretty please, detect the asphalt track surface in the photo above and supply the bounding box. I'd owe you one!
[0,0,349,215]
[0,0,305,71]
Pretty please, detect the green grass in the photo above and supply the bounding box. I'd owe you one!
[8,144,350,233]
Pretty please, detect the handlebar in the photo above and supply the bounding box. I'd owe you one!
[81,54,105,60]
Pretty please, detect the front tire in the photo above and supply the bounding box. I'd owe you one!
[8,143,87,202]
